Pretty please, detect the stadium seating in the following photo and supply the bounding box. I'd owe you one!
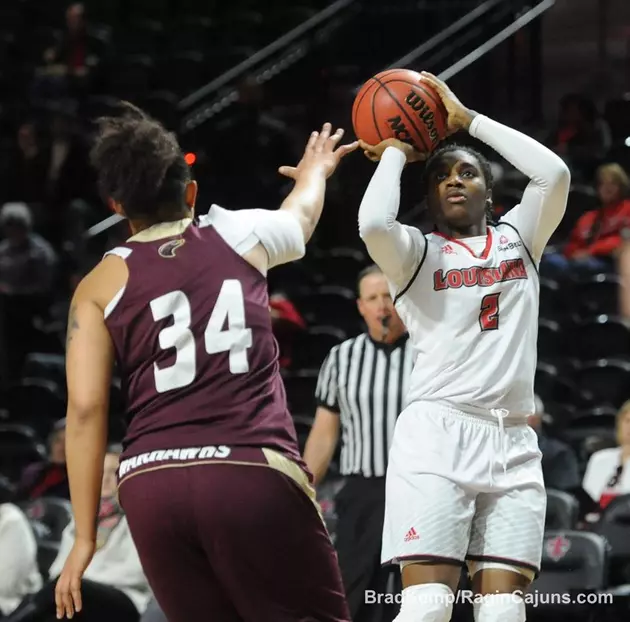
[545,489,579,530]
[528,531,609,621]
[0,424,46,483]
[594,494,630,587]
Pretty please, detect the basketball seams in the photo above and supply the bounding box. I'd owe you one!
[353,69,402,140]
[352,79,379,132]
[373,75,430,153]
[372,85,385,143]
[385,79,448,133]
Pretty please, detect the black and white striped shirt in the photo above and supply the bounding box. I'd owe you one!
[315,332,414,478]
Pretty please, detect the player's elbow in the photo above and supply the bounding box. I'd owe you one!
[66,397,107,427]
[548,158,571,196]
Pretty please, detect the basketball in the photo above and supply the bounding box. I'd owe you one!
[352,68,448,154]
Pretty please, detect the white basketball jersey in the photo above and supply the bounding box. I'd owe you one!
[394,222,539,422]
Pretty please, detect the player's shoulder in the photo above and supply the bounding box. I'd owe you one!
[197,204,261,254]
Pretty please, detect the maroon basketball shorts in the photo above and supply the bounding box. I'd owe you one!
[118,446,350,622]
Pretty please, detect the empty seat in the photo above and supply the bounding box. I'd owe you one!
[137,90,179,128]
[537,318,566,362]
[167,16,216,53]
[106,54,154,100]
[530,531,608,620]
[314,247,368,288]
[573,315,630,360]
[560,413,617,467]
[294,286,360,335]
[283,369,318,415]
[545,489,579,530]
[576,359,630,408]
[0,424,46,482]
[534,363,588,409]
[154,51,206,96]
[21,353,66,388]
[113,18,163,56]
[3,378,66,434]
[22,497,73,543]
[577,274,622,316]
[594,494,630,586]
[291,325,347,371]
[539,278,567,321]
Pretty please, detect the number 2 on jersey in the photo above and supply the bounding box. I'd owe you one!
[479,293,501,332]
[150,280,252,393]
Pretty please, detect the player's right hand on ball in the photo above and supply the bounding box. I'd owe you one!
[278,123,358,181]
[359,138,425,164]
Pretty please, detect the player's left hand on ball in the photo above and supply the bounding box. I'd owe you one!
[278,123,359,181]
[420,71,476,134]
[359,138,425,164]
[55,537,95,619]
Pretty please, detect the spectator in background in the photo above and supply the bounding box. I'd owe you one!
[2,122,50,206]
[527,396,580,492]
[620,229,630,319]
[16,420,69,503]
[0,203,57,296]
[0,202,57,384]
[543,163,630,274]
[33,3,100,103]
[0,488,42,617]
[582,400,630,511]
[9,446,150,622]
[546,93,611,181]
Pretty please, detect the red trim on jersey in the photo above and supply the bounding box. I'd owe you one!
[433,228,493,259]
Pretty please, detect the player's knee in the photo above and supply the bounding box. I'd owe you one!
[393,583,454,622]
[473,593,526,622]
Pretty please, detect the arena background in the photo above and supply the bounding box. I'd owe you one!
[0,0,630,620]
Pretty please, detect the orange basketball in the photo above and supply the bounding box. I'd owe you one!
[352,69,448,154]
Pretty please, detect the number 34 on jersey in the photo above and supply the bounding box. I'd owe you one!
[150,280,252,393]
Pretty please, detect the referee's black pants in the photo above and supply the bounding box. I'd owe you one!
[335,476,401,622]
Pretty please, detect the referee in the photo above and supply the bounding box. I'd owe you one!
[303,264,414,622]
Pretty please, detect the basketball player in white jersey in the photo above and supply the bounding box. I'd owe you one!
[356,72,570,622]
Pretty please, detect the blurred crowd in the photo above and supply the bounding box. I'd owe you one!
[0,1,630,621]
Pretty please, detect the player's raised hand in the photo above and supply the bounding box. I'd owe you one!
[55,537,95,619]
[359,138,425,164]
[420,71,476,134]
[278,123,358,181]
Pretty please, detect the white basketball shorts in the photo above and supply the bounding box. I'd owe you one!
[381,401,546,579]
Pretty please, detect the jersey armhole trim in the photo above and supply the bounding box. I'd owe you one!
[496,221,539,277]
[103,246,133,260]
[394,234,428,304]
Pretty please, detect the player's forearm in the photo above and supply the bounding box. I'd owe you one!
[358,147,406,238]
[65,404,108,543]
[469,115,570,198]
[303,436,337,486]
[280,169,327,244]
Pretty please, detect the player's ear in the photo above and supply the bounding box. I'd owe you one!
[185,180,198,210]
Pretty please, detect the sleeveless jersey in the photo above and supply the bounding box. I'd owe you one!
[103,217,303,467]
[394,222,539,421]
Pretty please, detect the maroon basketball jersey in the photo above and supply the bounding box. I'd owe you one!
[104,218,303,467]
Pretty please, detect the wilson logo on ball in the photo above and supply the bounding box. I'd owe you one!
[405,91,440,146]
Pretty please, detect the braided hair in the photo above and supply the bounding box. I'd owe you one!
[421,142,496,225]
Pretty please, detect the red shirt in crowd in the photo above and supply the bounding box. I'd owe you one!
[565,199,630,258]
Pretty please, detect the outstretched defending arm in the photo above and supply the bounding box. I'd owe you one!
[358,144,426,292]
[468,115,570,260]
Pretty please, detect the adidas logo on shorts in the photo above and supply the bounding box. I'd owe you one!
[404,527,420,542]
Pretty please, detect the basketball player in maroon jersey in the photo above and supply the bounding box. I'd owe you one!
[54,103,358,622]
